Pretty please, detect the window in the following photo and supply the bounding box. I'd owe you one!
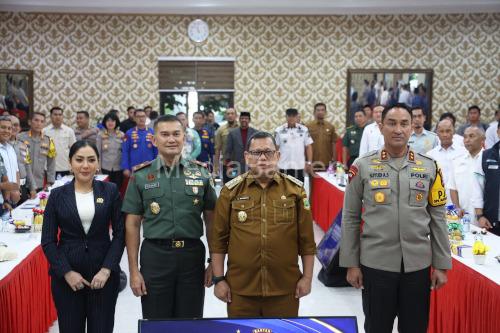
[158,58,234,127]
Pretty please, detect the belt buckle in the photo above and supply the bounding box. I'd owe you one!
[172,240,184,248]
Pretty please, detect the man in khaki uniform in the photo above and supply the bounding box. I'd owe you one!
[306,102,338,171]
[214,108,238,183]
[340,103,451,333]
[210,131,316,317]
[18,112,56,192]
[10,115,36,202]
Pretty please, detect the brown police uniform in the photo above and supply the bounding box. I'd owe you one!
[306,120,338,170]
[210,171,316,317]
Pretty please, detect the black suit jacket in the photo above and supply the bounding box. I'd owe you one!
[41,180,125,280]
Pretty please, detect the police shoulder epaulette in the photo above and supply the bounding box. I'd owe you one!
[190,160,208,169]
[416,152,434,161]
[285,174,304,187]
[225,175,243,190]
[133,161,152,172]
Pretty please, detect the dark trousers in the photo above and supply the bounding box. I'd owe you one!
[102,169,124,190]
[140,239,205,319]
[56,170,71,180]
[51,272,120,333]
[361,265,431,333]
[228,293,299,318]
[279,169,304,183]
[347,156,358,169]
[18,184,30,205]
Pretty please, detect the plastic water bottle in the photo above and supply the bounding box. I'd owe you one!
[462,212,471,233]
[327,161,334,177]
[336,162,346,187]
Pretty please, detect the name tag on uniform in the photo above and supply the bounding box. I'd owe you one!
[488,164,499,169]
[144,182,160,190]
[185,179,204,186]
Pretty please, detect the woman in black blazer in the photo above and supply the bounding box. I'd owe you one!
[42,140,125,333]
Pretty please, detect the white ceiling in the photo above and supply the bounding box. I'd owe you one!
[1,0,499,15]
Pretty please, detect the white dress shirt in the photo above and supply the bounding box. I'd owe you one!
[359,122,384,156]
[275,123,313,170]
[75,191,95,234]
[0,142,19,204]
[44,124,76,172]
[485,121,499,149]
[448,149,483,224]
[0,142,18,182]
[427,143,468,204]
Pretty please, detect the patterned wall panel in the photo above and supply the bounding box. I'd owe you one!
[0,12,499,132]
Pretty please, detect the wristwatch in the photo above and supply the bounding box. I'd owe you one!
[212,275,225,285]
[476,214,483,221]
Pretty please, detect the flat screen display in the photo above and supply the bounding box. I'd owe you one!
[139,316,358,333]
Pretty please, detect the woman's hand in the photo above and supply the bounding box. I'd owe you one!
[64,271,91,292]
[90,268,111,290]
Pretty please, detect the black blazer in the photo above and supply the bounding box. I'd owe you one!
[41,180,125,280]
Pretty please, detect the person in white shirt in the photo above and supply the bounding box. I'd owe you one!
[0,116,20,207]
[484,109,499,149]
[436,112,464,147]
[359,105,384,156]
[448,127,484,225]
[275,108,313,183]
[44,107,77,179]
[427,119,468,204]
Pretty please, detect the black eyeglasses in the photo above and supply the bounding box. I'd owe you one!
[247,150,276,159]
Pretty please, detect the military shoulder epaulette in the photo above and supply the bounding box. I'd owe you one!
[133,161,152,172]
[285,174,304,187]
[225,175,244,190]
[190,160,208,169]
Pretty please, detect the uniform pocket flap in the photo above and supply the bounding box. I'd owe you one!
[143,187,164,200]
[272,198,296,209]
[231,200,254,210]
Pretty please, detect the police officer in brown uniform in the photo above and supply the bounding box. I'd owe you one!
[340,103,451,333]
[210,131,316,317]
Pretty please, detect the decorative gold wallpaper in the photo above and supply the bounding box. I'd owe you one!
[0,12,499,132]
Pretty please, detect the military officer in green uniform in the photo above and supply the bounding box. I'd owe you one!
[340,103,451,333]
[342,109,367,168]
[122,115,217,319]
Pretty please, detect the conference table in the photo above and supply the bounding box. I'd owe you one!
[311,172,500,333]
[0,175,108,333]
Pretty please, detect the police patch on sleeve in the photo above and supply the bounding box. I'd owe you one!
[348,165,358,183]
[428,166,447,206]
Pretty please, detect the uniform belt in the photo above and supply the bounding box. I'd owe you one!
[145,238,200,248]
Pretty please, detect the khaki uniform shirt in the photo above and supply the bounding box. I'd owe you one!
[306,120,337,169]
[74,127,99,145]
[17,131,56,189]
[214,122,239,157]
[96,129,124,172]
[210,172,316,297]
[340,148,452,273]
[10,139,35,190]
[122,157,217,239]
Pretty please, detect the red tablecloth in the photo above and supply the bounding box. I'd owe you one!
[429,258,500,333]
[311,175,345,232]
[0,245,57,333]
[312,173,500,333]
